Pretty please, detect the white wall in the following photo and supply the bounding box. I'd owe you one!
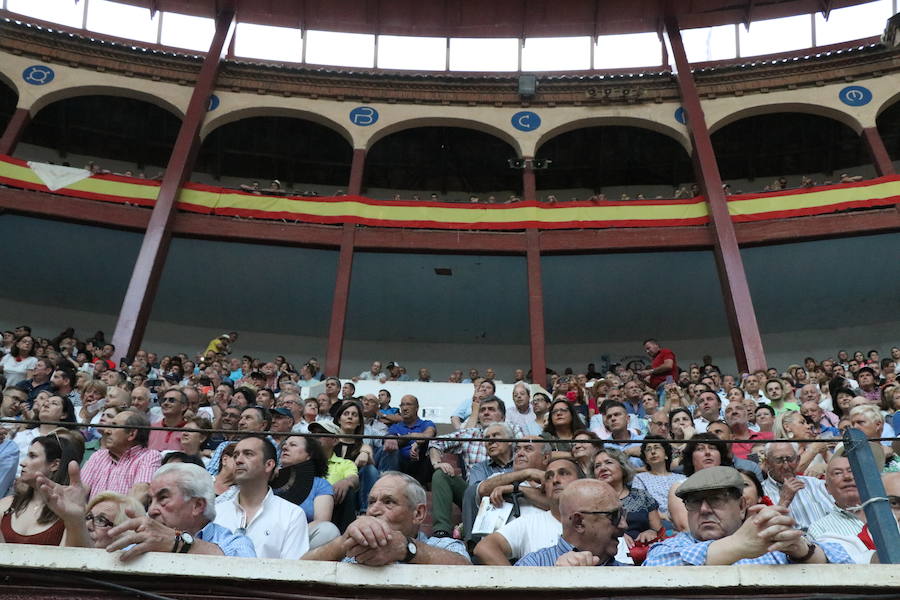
[2,295,897,381]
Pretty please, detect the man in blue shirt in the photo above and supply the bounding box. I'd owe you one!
[644,466,851,566]
[381,394,436,485]
[516,479,628,567]
[0,433,18,498]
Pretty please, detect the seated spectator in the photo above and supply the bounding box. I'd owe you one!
[705,421,765,482]
[0,435,78,546]
[15,357,53,404]
[80,410,162,499]
[598,400,643,462]
[806,449,890,563]
[332,400,378,512]
[761,441,835,531]
[450,378,495,430]
[668,433,735,532]
[515,479,628,567]
[633,438,685,522]
[474,458,584,565]
[275,435,340,549]
[476,436,551,518]
[724,401,772,460]
[180,416,212,466]
[427,397,523,538]
[542,399,582,453]
[41,462,255,558]
[755,404,776,434]
[644,466,850,566]
[592,448,663,546]
[505,382,542,435]
[381,394,436,486]
[571,431,603,476]
[308,420,359,531]
[303,472,470,565]
[78,492,148,548]
[214,436,308,559]
[148,388,189,452]
[763,379,800,414]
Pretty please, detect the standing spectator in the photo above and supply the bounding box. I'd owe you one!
[639,339,677,391]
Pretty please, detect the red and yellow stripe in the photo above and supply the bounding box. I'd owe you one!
[1,155,897,230]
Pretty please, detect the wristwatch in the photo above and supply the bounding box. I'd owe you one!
[174,531,194,554]
[789,538,817,563]
[402,537,418,563]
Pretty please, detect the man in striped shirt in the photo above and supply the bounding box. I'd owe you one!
[808,453,874,562]
[761,442,835,530]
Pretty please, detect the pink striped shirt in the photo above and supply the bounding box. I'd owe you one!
[81,445,162,499]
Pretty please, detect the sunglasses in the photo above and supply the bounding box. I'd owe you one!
[577,507,627,524]
[683,490,738,511]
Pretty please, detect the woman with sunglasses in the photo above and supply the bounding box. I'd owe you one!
[775,410,832,476]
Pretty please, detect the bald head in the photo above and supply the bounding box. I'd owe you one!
[558,479,618,520]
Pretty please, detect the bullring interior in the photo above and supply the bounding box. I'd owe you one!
[0,0,898,385]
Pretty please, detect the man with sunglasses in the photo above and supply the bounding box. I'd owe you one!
[645,466,850,566]
[515,479,627,566]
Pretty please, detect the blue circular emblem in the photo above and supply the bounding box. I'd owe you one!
[207,94,220,111]
[674,107,686,124]
[839,86,872,107]
[511,111,541,132]
[349,106,379,126]
[22,65,54,86]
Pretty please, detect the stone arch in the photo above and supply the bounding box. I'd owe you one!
[708,102,863,136]
[534,116,691,155]
[28,85,184,120]
[366,117,522,156]
[200,106,353,148]
[875,89,900,120]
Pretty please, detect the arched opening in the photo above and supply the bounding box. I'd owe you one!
[364,127,521,201]
[534,126,694,201]
[711,112,871,190]
[876,100,900,165]
[0,82,17,135]
[19,95,181,174]
[194,116,353,195]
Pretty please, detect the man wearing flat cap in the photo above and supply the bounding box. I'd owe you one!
[643,467,852,566]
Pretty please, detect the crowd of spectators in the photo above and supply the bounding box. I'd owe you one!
[0,325,898,570]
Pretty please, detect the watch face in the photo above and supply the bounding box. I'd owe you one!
[182,532,194,545]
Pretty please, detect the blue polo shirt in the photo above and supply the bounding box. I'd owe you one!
[388,418,436,458]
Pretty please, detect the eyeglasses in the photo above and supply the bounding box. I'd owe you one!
[551,409,569,415]
[576,507,627,524]
[769,455,799,464]
[85,513,114,528]
[683,490,738,511]
[160,396,180,404]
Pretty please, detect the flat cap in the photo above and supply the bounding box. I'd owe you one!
[676,466,744,499]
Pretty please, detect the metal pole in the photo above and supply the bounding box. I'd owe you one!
[843,427,900,564]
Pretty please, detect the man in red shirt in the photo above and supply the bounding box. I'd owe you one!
[639,339,677,390]
[148,388,188,452]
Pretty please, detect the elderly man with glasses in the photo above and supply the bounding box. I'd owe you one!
[761,442,836,530]
[644,466,850,566]
[515,479,628,567]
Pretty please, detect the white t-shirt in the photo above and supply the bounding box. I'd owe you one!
[497,508,560,559]
[0,355,37,388]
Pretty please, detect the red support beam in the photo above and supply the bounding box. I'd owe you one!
[526,228,547,388]
[347,148,366,195]
[861,127,896,177]
[324,149,365,377]
[0,108,31,156]
[110,9,236,362]
[664,15,767,373]
[522,158,536,202]
[324,224,356,377]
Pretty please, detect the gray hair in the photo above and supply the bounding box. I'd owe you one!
[513,382,531,397]
[594,447,636,486]
[154,462,216,521]
[484,422,514,439]
[765,440,801,455]
[379,471,426,509]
